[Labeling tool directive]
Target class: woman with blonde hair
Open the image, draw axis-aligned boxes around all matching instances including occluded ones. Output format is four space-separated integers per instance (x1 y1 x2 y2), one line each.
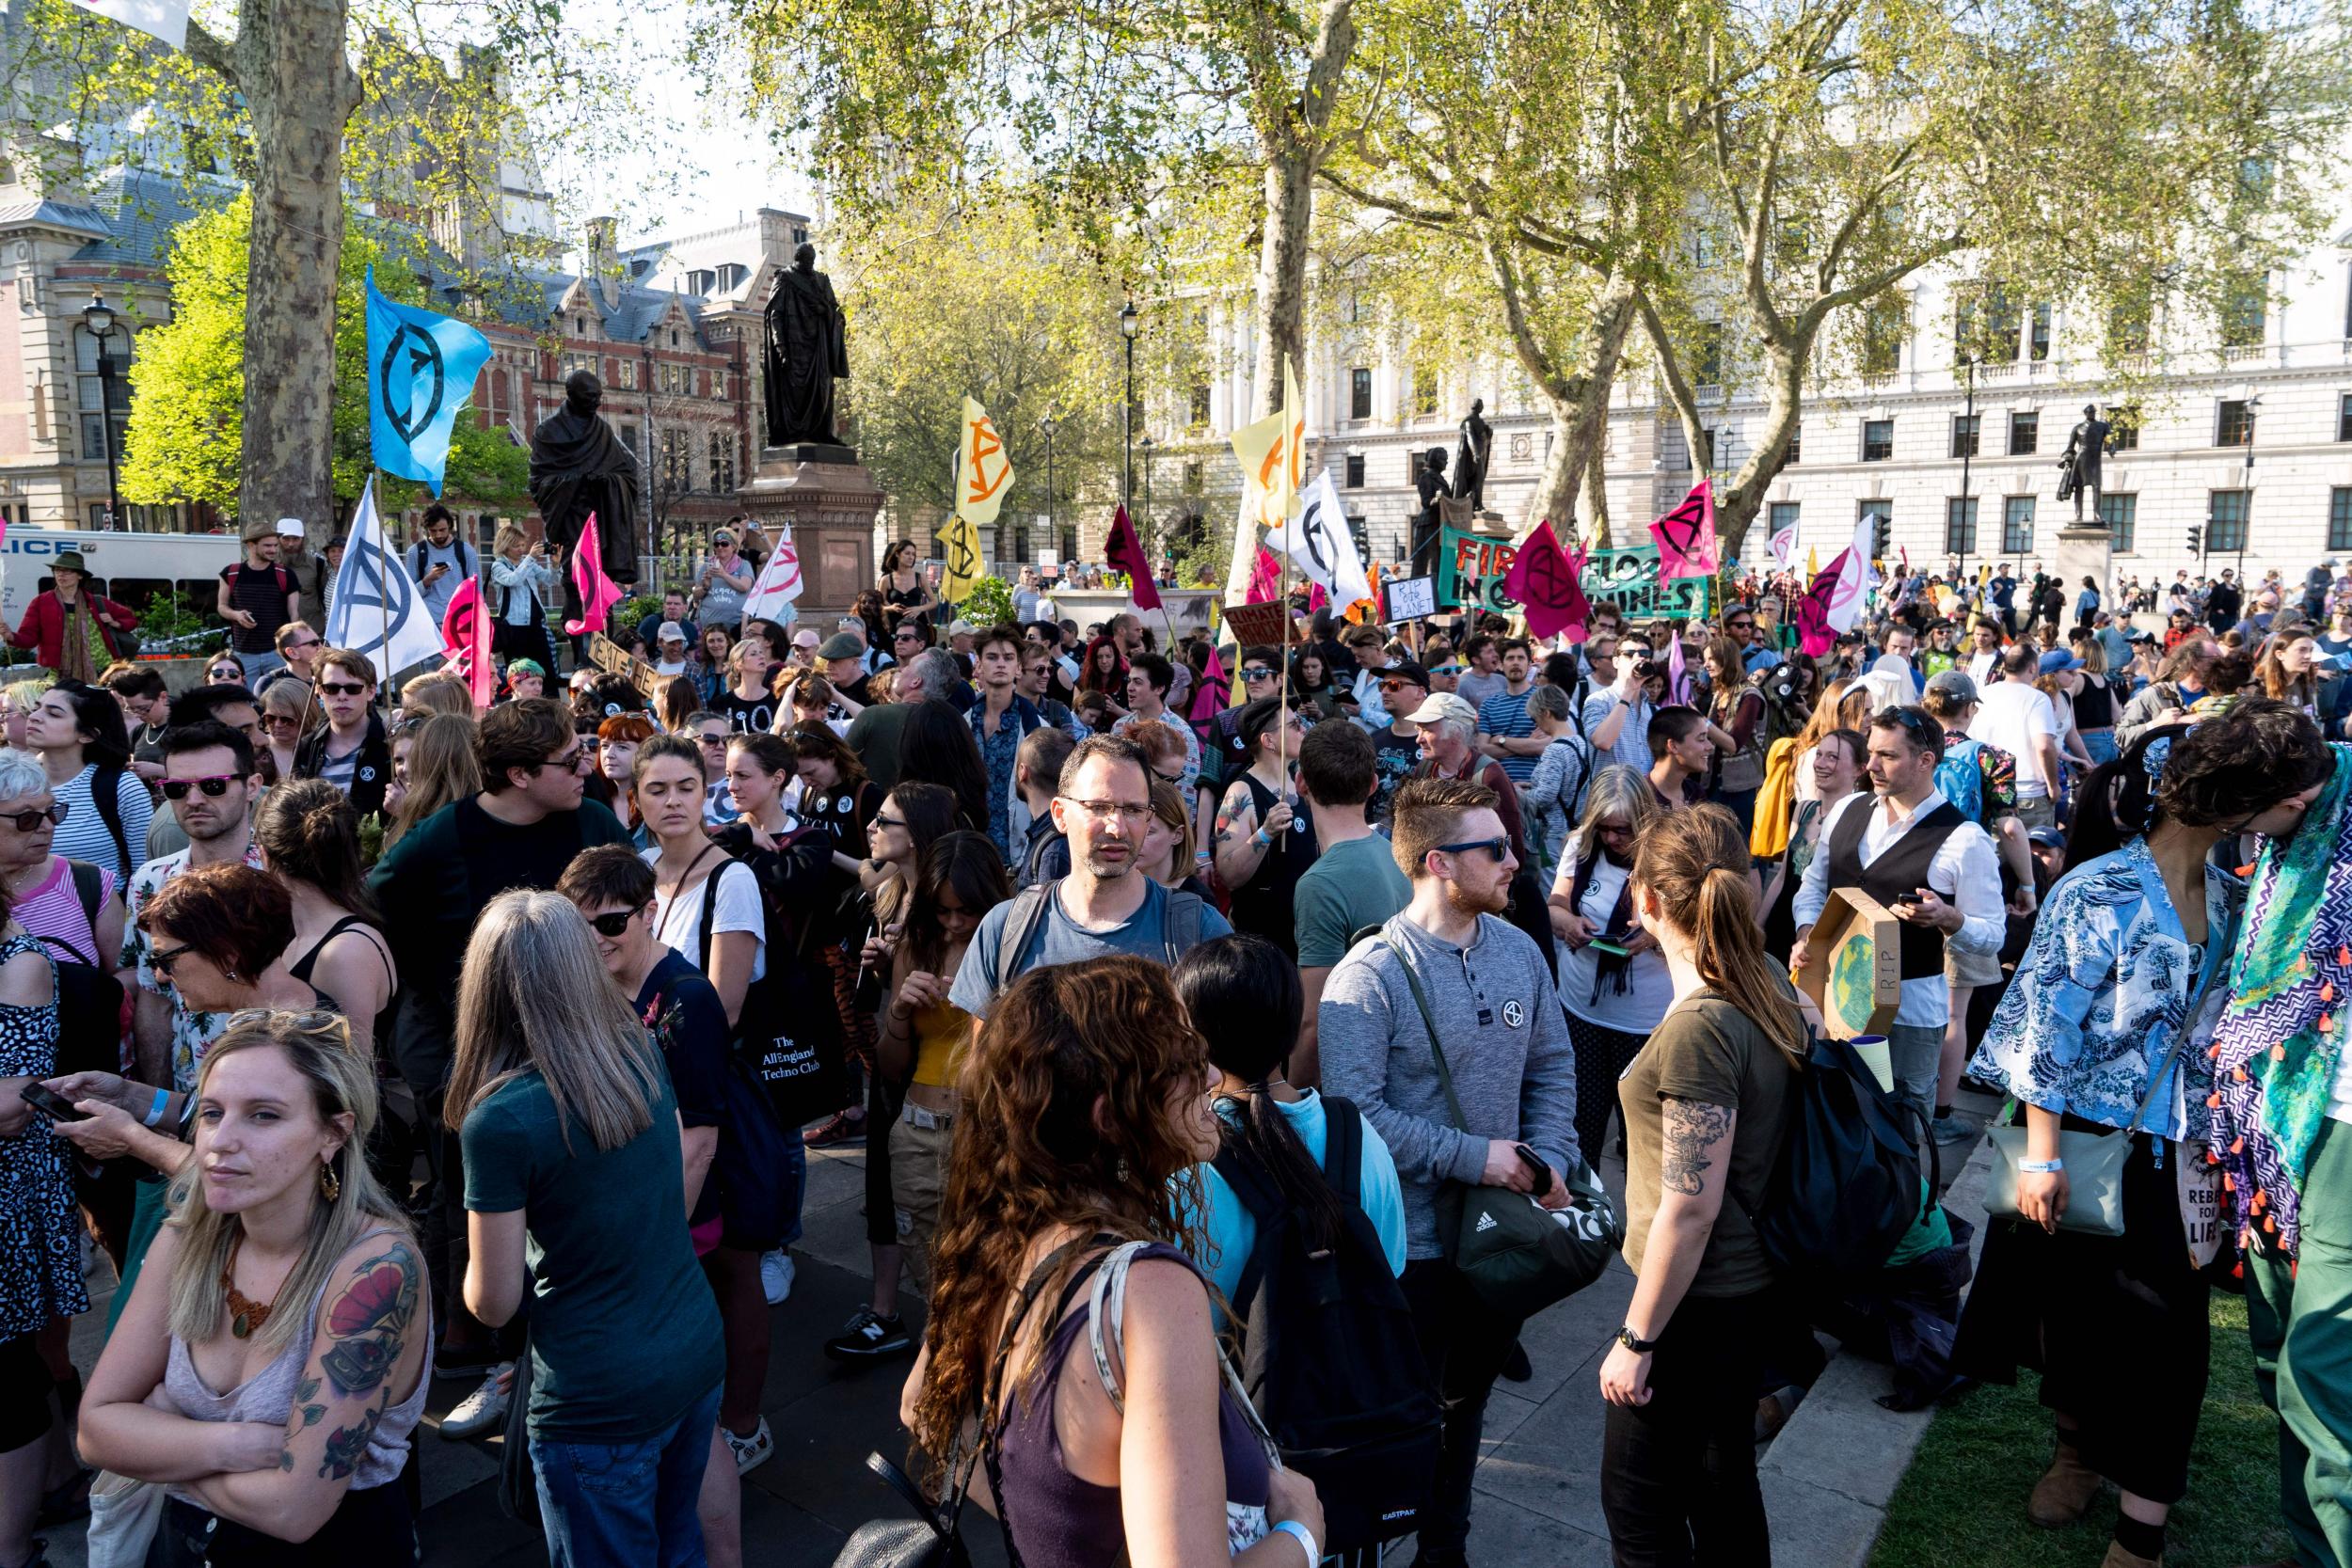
397 673 471 723
1142 775 1212 898
448 890 724 1559
383 713 481 851
260 678 315 785
1548 765 1668 1161
488 522 558 671
1788 676 1853 807
2069 629 2121 765
2258 626 2324 720
899 957 1320 1566
1600 804 1813 1560
77 1010 429 1562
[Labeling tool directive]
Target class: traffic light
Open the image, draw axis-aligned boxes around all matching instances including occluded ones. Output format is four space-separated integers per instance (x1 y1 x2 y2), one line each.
1873 515 1893 560
2186 524 2202 558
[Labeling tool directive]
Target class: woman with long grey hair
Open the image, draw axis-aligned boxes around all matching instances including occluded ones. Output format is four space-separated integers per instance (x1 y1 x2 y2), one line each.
1547 765 1669 1162
448 890 723 1564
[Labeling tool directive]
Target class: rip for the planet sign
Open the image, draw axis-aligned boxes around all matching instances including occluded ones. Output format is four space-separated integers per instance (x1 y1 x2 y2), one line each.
1437 528 1711 620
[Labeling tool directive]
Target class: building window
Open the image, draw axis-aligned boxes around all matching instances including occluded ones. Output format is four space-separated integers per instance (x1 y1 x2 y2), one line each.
619 422 639 454
2110 404 2141 451
1411 371 1438 418
1344 453 1365 489
1188 384 1211 429
1956 282 2021 365
2107 299 2152 357
1769 500 1800 535
615 357 637 389
1950 414 1979 459
1862 419 1894 462
708 430 736 493
1859 498 1893 546
1695 324 1724 388
1944 497 1979 555
2010 412 2039 455
1182 462 1203 495
2217 399 2255 447
2101 492 2137 554
2221 272 2267 348
2002 496 2035 555
2210 488 2250 551
2338 393 2352 442
2331 489 2352 552
1861 300 1902 375
1349 368 1373 420
1786 426 1800 465
2029 303 2052 362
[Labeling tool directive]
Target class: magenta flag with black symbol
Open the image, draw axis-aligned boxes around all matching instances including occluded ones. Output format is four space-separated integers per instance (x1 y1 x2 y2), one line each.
565 513 625 636
1500 519 1589 641
1646 482 1719 579
1104 505 1162 612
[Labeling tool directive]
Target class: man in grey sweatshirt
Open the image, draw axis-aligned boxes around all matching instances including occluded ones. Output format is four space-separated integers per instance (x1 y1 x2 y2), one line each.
1318 774 1579 1568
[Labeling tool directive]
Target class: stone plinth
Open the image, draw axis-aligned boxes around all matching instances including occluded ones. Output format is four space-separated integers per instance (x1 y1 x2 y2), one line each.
739 446 882 617
2053 519 2114 616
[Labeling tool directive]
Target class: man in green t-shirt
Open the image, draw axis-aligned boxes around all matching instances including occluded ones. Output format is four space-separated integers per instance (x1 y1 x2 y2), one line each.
1290 720 1410 1088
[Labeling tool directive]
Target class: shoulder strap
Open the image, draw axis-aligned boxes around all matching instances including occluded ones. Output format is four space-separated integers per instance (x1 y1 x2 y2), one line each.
1321 1095 1364 1206
693 855 741 973
993 881 1056 999
90 767 130 882
68 859 103 934
1377 933 1470 1133
1161 888 1203 965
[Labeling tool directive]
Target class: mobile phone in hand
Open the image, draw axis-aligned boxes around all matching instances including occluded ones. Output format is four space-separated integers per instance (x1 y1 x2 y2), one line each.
18 1082 88 1121
1513 1143 1556 1197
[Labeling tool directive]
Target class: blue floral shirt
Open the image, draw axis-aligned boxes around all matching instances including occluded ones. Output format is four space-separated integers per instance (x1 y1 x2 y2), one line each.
1969 836 2242 1141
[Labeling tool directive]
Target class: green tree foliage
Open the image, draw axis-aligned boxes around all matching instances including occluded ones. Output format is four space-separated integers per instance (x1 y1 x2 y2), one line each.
121 193 527 523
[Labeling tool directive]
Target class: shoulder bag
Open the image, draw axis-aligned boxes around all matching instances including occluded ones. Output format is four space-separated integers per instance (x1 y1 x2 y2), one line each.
1985 1020 2195 1239
1380 935 1623 1319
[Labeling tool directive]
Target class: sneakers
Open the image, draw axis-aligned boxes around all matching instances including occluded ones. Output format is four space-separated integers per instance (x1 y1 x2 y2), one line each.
761 1249 796 1307
439 1363 514 1441
1930 1113 1977 1145
803 1109 867 1148
723 1417 773 1476
824 1308 914 1361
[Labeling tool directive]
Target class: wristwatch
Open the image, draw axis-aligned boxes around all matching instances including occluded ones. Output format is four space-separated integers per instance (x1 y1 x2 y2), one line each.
1616 1325 1659 1354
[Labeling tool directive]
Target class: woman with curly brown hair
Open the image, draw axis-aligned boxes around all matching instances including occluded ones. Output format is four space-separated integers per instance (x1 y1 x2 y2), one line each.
898 956 1323 1568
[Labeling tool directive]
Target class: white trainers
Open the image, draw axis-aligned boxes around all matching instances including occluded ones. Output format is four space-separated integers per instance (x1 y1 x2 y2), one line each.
723 1416 773 1476
760 1249 795 1306
439 1363 514 1441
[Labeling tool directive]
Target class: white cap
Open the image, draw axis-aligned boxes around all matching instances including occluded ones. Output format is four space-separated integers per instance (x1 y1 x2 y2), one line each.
275 517 306 539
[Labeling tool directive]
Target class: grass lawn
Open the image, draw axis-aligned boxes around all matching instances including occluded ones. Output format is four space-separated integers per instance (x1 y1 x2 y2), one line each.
1870 1292 2295 1568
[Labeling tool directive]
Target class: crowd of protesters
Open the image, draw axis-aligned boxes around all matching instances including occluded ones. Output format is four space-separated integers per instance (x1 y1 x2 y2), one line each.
3 531 2352 1568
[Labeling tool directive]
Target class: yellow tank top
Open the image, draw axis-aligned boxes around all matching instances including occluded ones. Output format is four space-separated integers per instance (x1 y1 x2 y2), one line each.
911 998 973 1088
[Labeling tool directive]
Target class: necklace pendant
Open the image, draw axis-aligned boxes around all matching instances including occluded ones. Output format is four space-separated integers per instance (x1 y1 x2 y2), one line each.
230 1311 251 1339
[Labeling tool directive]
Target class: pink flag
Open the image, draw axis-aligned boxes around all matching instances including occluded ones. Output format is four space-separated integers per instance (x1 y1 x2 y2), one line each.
1104 505 1162 612
1246 546 1283 605
1795 550 1850 657
1666 636 1692 705
438 576 496 707
1499 519 1589 641
1646 482 1719 579
565 512 624 637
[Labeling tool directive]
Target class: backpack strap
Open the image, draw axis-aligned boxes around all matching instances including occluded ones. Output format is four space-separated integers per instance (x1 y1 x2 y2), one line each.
992 880 1056 1002
1085 1242 1279 1462
1161 888 1203 965
1378 933 1471 1135
67 859 103 935
1321 1095 1364 1207
89 767 131 884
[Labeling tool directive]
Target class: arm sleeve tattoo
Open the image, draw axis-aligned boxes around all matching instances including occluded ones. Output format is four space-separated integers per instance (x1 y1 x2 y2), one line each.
1660 1098 1733 1196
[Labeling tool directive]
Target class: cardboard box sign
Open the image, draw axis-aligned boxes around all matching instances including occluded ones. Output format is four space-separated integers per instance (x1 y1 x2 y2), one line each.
1797 887 1902 1039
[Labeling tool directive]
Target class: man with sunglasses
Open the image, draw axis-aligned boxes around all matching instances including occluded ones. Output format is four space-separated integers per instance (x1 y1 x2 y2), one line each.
294 648 390 817
1365 658 1432 825
255 619 325 698
1320 774 1577 1568
1792 704 2004 1132
1206 644 1284 783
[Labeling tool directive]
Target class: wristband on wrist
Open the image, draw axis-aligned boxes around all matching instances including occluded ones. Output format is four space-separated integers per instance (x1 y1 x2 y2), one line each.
1253 828 1272 848
2017 1157 2064 1173
1270 1518 1318 1566
143 1087 169 1128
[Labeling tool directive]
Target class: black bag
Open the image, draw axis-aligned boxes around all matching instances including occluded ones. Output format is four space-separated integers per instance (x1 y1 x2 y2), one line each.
1745 1026 1931 1277
499 1328 538 1530
647 962 801 1248
700 862 846 1132
1381 936 1622 1320
45 860 126 1079
1211 1098 1441 1553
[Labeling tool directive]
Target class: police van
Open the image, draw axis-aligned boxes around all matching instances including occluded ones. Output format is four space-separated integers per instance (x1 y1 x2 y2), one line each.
1 529 245 636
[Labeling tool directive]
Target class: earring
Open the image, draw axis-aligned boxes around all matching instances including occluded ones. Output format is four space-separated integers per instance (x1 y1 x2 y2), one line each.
222 968 240 982
319 1158 341 1203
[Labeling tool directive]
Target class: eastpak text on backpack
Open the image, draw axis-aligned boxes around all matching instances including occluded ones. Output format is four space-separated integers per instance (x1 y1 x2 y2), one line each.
1210 1099 1440 1555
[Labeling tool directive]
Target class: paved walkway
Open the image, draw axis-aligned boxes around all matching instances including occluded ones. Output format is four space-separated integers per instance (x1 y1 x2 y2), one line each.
38 1112 2000 1567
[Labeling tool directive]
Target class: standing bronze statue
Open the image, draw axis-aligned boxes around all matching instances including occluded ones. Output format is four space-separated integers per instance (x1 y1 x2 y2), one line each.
2056 404 2112 522
1452 398 1493 512
762 242 850 448
529 370 642 612
1411 446 1451 578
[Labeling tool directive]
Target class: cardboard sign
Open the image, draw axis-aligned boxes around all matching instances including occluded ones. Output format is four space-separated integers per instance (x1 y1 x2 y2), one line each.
1219 601 1293 648
1796 887 1901 1039
589 632 660 699
1384 574 1437 622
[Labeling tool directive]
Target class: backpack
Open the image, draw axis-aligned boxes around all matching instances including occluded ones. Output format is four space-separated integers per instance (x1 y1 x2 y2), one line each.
989 878 1207 1002
1741 1024 1931 1277
1210 1099 1440 1554
46 860 127 1079
410 539 473 585
698 857 847 1132
1933 736 1986 823
1536 735 1592 831
647 967 801 1248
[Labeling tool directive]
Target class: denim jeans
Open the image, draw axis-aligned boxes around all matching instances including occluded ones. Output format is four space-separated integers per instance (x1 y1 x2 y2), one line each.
238 647 287 684
530 1382 723 1568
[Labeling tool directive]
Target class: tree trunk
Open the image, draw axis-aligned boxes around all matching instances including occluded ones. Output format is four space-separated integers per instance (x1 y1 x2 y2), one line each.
1584 445 1612 548
1506 274 1635 543
221 0 361 534
1714 335 1810 560
1250 147 1315 420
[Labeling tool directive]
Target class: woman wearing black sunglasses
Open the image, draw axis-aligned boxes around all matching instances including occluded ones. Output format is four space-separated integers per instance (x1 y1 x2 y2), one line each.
26 678 151 884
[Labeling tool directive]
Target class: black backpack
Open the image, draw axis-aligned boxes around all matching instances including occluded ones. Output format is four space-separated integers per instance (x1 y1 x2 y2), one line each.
1210 1098 1441 1554
1744 1027 1931 1278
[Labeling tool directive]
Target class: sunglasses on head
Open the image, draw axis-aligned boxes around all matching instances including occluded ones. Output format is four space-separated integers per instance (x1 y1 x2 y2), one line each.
162 775 241 800
0 802 66 832
585 902 650 938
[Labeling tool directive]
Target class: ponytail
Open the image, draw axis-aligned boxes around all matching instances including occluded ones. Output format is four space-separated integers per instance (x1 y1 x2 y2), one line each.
1634 805 1806 1068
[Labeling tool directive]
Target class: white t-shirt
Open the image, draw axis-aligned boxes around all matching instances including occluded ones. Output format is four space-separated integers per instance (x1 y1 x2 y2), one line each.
643 852 767 984
1549 832 1674 1034
1968 681 2059 798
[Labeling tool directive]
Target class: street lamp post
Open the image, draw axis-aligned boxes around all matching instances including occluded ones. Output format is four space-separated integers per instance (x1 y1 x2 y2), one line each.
82 291 123 531
1957 356 1976 590
1040 415 1058 559
1120 301 1139 514
1139 434 1154 553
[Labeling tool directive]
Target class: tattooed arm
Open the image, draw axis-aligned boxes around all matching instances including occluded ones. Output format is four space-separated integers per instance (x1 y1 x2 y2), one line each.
1209 779 1266 891
182 1235 431 1542
1600 1097 1737 1407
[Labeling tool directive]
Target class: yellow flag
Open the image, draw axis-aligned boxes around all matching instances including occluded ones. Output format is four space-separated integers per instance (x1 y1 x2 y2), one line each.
1223 357 1306 606
940 513 984 606
1977 562 1991 587
956 397 1015 529
1805 545 1820 578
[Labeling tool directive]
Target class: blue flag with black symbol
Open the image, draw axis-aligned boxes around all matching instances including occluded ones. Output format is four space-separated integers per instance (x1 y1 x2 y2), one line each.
364 264 491 495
